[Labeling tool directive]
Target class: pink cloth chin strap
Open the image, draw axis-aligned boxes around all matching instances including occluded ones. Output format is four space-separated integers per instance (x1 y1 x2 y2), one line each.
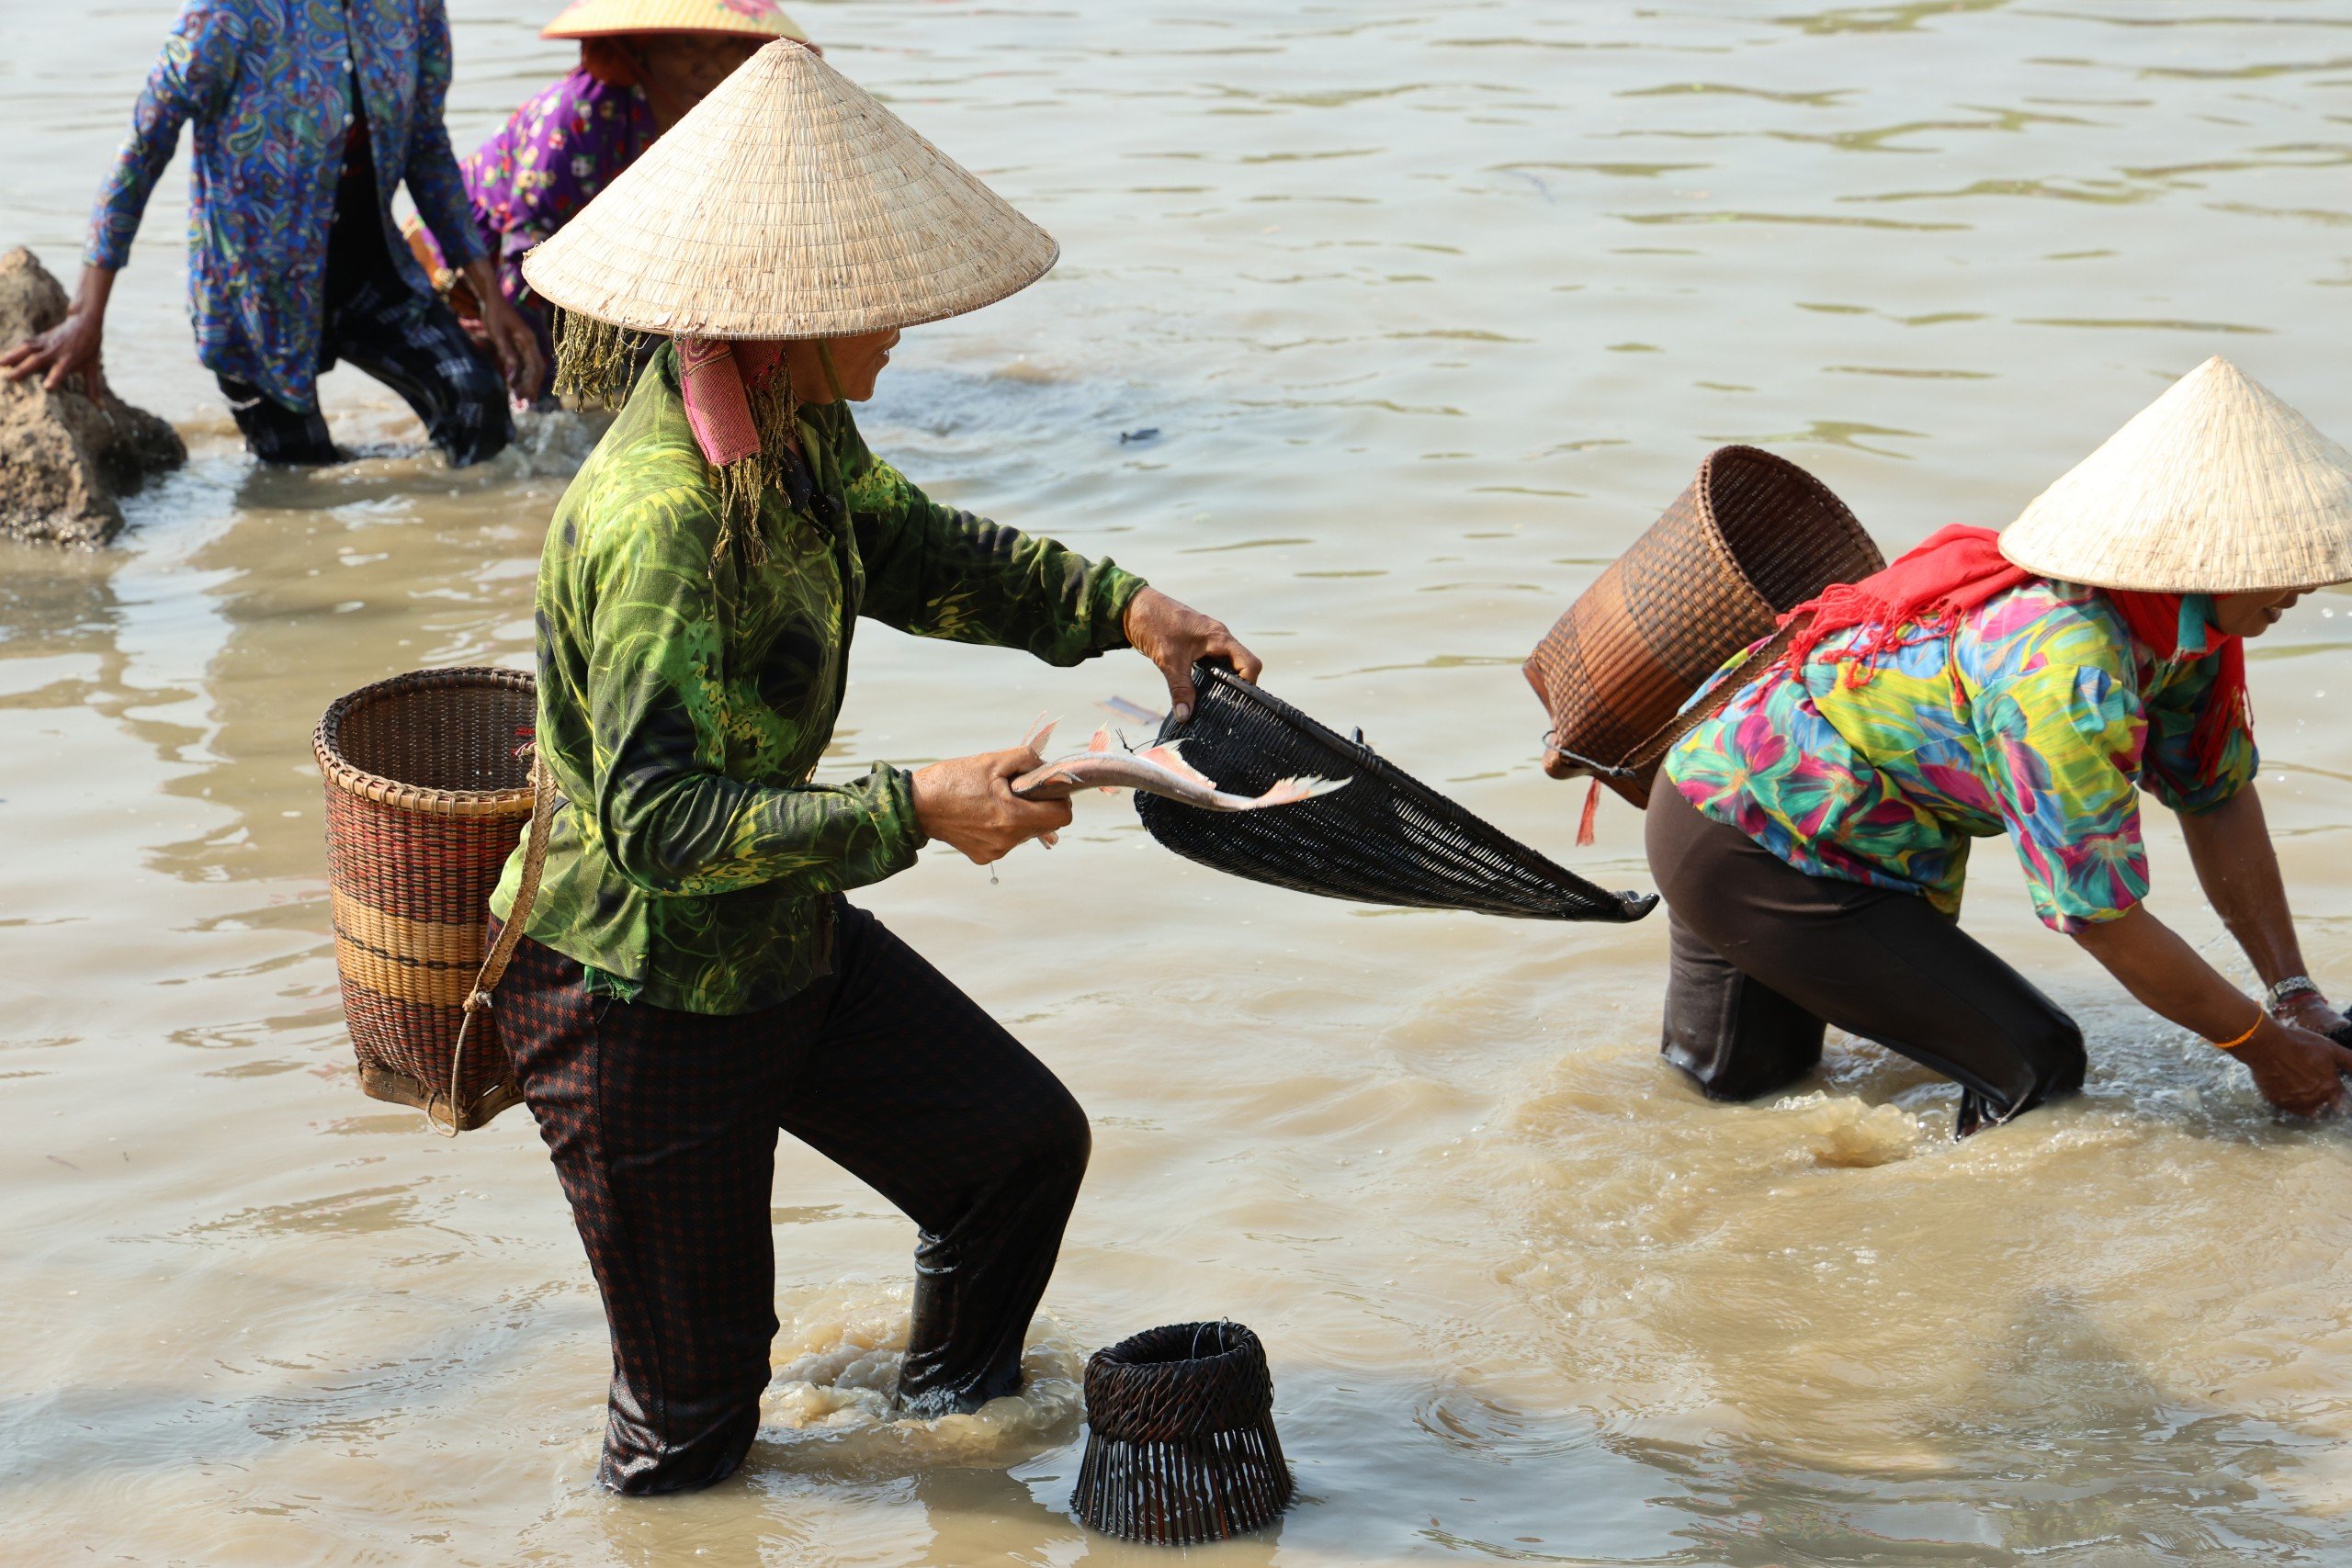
675 338 788 468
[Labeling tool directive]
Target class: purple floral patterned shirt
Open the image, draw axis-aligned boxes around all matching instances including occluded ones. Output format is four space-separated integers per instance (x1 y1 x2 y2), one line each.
456 67 659 338
86 0 484 412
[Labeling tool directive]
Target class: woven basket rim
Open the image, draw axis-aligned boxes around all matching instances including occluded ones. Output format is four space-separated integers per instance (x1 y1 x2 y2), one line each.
1691 443 1877 615
1091 1320 1260 1375
1084 1321 1276 1440
314 665 538 820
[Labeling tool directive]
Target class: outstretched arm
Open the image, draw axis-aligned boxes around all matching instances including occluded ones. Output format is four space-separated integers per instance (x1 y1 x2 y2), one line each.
1973 636 2347 1115
9 2 235 389
85 1 240 276
2178 784 2348 1033
2073 903 2352 1117
838 421 1261 703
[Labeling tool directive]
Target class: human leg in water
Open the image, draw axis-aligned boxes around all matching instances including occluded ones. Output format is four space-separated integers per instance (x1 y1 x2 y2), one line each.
1646 783 2086 1134
778 901 1091 1416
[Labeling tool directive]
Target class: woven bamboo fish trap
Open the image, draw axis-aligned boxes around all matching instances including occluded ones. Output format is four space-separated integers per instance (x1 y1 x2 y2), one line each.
1524 446 1882 807
1071 1322 1294 1545
314 668 537 1133
1136 665 1656 923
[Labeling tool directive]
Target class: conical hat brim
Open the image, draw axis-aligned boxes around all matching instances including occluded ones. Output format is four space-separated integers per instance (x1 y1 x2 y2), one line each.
520 40 1057 339
543 0 808 40
2000 356 2352 592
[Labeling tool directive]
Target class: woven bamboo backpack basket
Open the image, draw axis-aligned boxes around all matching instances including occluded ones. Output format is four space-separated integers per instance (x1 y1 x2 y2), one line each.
314 667 548 1134
1524 445 1883 808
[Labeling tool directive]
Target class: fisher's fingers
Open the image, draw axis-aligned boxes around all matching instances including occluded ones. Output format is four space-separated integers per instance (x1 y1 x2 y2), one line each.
1159 660 1198 726
989 758 1071 826
1210 628 1264 686
993 743 1048 778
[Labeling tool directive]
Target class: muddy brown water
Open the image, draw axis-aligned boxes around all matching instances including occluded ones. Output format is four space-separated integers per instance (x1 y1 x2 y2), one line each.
6 2 2352 1562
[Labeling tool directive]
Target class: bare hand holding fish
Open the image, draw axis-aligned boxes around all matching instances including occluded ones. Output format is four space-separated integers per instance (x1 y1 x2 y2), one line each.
910 734 1072 865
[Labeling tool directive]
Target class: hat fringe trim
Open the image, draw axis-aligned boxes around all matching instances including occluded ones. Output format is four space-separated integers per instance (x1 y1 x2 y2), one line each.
551 307 654 407
706 361 806 568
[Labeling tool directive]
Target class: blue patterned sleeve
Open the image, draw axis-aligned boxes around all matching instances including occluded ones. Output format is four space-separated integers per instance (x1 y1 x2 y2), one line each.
85 1 244 271
400 0 485 269
2140 657 2257 815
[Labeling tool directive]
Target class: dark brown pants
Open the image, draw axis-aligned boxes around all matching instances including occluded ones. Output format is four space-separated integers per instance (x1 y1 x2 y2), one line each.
496 899 1091 1494
1645 784 2085 1134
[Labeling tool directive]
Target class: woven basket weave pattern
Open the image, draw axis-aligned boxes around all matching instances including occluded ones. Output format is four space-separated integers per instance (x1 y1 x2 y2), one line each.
315 669 537 1131
1526 446 1882 807
1071 1322 1293 1545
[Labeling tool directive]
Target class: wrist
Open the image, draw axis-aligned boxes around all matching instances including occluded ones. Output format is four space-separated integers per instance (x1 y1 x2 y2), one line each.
2210 1001 2267 1051
1120 582 1159 641
76 265 117 315
897 764 937 851
2265 974 2323 1011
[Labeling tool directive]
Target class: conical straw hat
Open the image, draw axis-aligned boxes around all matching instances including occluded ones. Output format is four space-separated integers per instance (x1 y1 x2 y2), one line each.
2000 356 2352 593
543 0 808 41
520 40 1057 340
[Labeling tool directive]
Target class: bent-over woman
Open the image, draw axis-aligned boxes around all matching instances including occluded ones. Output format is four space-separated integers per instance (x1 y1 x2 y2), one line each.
1648 357 2352 1134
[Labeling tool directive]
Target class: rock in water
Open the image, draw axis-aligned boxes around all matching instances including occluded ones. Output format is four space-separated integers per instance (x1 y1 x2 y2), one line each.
0 247 187 547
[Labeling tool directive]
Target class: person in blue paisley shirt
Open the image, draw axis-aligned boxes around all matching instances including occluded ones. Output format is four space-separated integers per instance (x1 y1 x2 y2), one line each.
2 0 543 468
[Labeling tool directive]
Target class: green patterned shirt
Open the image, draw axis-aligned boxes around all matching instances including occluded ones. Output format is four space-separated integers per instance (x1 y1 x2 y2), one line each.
490 345 1146 1014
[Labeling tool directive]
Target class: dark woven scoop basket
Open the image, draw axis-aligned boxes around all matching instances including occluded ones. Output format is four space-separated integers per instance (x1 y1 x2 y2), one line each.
314 667 537 1132
1135 664 1655 923
1072 1322 1294 1545
1524 445 1883 807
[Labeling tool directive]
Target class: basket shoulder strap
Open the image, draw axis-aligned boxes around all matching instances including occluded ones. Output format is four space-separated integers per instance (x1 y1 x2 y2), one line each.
476 755 558 999
432 757 556 1136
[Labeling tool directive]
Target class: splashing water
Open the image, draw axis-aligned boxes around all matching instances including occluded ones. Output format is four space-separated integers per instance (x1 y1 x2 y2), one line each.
756 1293 1085 1472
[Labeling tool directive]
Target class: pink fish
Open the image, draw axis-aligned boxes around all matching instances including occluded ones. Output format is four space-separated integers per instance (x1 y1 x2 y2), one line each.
1012 725 1347 812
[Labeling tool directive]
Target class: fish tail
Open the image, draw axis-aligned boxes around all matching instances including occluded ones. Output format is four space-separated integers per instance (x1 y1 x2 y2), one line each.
1021 713 1057 754
1244 774 1351 809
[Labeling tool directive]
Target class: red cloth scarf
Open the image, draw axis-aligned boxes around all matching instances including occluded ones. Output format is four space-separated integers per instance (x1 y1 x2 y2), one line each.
1778 523 2249 777
676 338 788 468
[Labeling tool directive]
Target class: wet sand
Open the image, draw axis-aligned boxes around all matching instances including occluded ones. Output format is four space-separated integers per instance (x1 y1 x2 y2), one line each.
6 1 2352 1562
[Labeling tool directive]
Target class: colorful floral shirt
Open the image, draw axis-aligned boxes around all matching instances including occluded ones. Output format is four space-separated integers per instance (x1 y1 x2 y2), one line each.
409 67 657 348
1663 581 2256 932
490 344 1148 1015
86 0 484 413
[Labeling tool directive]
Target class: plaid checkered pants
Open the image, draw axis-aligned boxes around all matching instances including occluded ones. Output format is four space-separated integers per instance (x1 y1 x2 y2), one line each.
218 275 511 468
495 898 1091 1495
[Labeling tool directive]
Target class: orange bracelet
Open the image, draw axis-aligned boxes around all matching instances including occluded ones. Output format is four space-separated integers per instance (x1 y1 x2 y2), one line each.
2211 1009 2265 1052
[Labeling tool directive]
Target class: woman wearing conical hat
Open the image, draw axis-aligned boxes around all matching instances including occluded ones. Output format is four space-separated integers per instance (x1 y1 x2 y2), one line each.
482 40 1260 1494
1646 357 2352 1134
408 1 815 397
